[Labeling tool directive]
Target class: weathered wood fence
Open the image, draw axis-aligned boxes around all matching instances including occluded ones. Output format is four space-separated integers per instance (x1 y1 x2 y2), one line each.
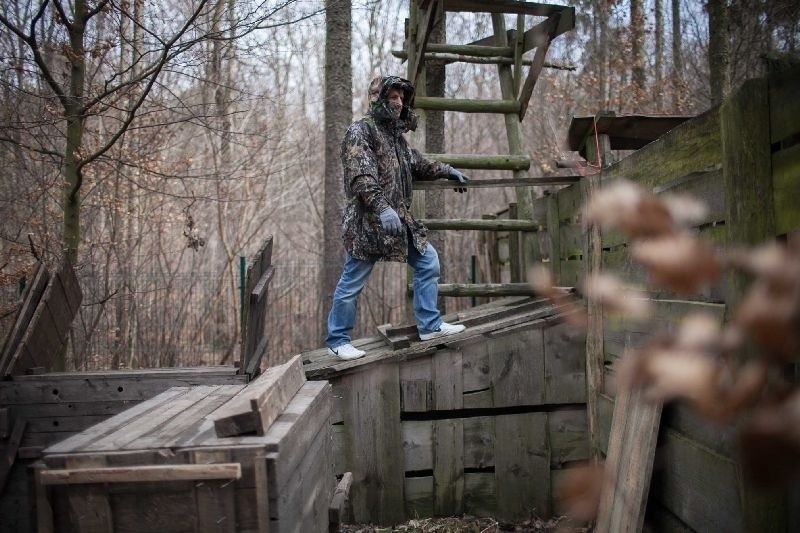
533 66 800 531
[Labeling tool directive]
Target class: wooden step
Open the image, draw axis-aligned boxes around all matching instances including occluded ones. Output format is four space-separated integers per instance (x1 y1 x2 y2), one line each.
393 50 573 70
413 175 581 189
423 43 513 57
443 0 568 18
414 97 520 113
419 218 538 231
438 283 537 297
423 153 530 170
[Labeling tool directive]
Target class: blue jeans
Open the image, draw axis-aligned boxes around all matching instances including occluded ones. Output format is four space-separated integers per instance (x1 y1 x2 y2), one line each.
326 236 443 349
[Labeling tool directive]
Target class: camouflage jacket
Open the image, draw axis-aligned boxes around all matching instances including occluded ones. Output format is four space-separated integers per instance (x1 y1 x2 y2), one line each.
341 114 447 262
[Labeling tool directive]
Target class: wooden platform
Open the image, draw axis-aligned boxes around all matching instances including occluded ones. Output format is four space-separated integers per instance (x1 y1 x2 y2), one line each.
301 297 589 524
38 380 335 533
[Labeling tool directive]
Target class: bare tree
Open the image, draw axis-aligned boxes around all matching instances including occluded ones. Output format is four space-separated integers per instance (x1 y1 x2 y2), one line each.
321 0 352 338
708 0 730 105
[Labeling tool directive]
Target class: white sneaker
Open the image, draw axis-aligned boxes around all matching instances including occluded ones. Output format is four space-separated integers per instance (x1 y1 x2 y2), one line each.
418 322 466 341
327 344 366 360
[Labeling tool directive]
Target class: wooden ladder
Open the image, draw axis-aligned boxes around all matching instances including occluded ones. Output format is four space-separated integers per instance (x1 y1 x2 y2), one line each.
401 0 577 298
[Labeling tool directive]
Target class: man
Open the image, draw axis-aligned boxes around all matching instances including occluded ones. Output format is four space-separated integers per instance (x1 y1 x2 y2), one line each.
326 75 470 360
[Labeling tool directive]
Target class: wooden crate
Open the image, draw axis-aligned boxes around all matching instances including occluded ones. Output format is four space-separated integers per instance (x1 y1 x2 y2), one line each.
37 380 335 533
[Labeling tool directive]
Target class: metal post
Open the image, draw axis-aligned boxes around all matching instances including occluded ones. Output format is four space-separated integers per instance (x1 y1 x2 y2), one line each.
239 256 246 324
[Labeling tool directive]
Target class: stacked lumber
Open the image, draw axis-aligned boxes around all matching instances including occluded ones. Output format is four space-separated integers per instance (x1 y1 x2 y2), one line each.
37 355 341 533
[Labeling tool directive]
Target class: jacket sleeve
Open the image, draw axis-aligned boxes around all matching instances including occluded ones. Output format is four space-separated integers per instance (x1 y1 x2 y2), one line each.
341 122 390 213
409 147 448 181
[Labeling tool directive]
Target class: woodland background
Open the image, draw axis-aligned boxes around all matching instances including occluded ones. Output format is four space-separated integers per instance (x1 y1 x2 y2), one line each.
0 0 798 370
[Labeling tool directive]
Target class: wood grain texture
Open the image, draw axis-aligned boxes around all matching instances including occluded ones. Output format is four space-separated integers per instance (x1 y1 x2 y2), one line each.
595 386 662 533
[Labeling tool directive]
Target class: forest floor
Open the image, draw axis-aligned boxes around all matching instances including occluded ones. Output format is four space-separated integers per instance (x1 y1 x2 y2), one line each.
340 515 588 532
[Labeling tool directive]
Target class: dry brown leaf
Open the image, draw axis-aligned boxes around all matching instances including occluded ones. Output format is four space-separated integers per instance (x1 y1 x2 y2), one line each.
734 280 800 361
555 462 604 523
674 312 722 352
630 234 722 294
583 273 651 320
661 194 709 228
739 391 800 487
583 180 674 239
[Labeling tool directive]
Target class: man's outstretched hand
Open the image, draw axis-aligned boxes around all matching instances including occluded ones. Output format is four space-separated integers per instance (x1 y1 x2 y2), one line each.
443 164 469 193
379 207 403 236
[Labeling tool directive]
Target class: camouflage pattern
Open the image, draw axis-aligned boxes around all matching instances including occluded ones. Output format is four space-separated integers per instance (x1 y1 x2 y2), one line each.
341 76 447 262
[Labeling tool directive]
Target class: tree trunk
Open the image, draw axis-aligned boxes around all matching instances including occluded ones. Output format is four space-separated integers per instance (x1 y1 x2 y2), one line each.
655 0 664 111
630 0 646 103
597 0 609 108
671 0 685 110
425 7 446 312
63 0 87 265
708 0 730 105
320 0 352 336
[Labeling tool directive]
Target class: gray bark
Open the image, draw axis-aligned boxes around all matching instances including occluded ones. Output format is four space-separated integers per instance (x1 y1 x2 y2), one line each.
320 0 352 333
630 0 646 100
708 0 730 105
655 0 664 110
672 0 685 110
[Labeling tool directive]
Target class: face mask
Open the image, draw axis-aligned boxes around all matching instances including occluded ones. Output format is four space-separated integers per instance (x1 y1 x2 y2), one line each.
388 101 402 117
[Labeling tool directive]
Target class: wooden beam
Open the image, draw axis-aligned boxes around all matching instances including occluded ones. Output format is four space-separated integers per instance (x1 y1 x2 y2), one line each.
518 13 559 121
38 463 242 485
423 153 530 170
392 50 575 70
409 0 440 87
213 354 306 437
414 175 580 189
250 266 274 304
0 265 49 376
595 386 663 533
329 471 354 529
424 42 513 56
443 0 569 18
418 218 538 231
438 283 536 297
0 418 26 493
414 96 520 113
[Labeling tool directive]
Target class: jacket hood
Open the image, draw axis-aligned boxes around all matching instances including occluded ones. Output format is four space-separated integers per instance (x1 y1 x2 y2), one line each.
367 75 418 132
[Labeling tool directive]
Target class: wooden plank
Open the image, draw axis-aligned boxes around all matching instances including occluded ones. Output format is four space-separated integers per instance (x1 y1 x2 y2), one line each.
0 408 7 439
437 283 536 297
518 13 558 120
654 428 743 532
464 472 496 517
250 266 275 305
43 387 188 454
443 0 570 18
402 420 433 472
602 108 721 190
39 463 242 485
253 455 270 533
772 142 800 236
461 337 490 394
544 322 586 404
192 450 237 533
377 323 413 349
463 416 494 469
419 218 538 231
595 385 663 533
63 456 113 533
548 409 589 468
213 354 306 437
433 419 464 516
495 412 550 520
413 97 520 113
546 193 561 280
424 153 530 171
329 471 353 528
597 393 614 454
490 327 545 407
404 476 434 519
0 418 26 493
508 203 522 282
432 348 463 410
87 386 221 451
1 265 49 376
341 363 404 524
413 175 581 189
399 356 432 412
34 465 54 533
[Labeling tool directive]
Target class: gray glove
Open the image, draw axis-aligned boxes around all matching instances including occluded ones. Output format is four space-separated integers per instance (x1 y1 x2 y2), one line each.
379 207 403 236
442 164 469 193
